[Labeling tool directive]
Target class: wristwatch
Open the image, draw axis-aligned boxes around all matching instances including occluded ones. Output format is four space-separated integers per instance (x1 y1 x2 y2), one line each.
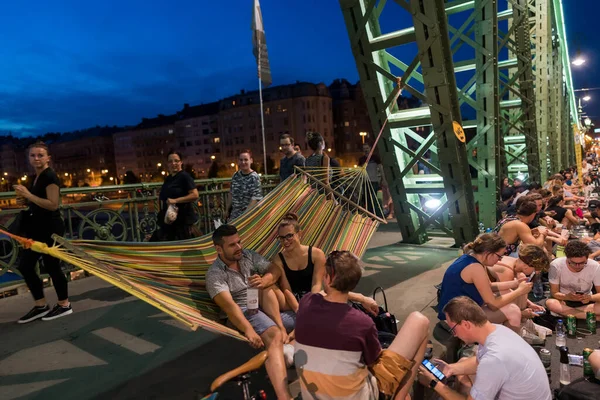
429 379 438 390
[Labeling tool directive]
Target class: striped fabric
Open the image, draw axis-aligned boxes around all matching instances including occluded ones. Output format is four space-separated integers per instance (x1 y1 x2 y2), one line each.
2 168 381 341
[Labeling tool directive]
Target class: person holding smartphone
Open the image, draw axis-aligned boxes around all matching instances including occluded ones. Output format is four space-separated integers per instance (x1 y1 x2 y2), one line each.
546 240 600 320
417 296 551 400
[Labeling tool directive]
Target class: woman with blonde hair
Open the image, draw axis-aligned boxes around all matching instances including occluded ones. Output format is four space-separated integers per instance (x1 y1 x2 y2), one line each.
487 244 549 316
437 233 532 330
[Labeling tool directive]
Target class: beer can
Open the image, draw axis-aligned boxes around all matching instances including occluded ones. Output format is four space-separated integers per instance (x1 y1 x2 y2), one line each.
583 348 594 377
540 348 552 377
586 311 596 334
567 315 577 337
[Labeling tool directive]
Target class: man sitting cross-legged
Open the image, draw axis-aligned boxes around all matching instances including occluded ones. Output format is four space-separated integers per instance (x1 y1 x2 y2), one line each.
206 224 295 400
546 240 600 321
294 250 429 400
417 296 551 400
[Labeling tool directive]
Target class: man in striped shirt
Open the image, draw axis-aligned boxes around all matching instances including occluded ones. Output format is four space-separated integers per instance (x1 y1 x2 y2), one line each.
294 251 430 399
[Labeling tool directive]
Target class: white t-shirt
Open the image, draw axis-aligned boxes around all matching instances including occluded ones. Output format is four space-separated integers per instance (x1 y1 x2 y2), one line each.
549 257 600 294
582 164 591 175
471 325 551 400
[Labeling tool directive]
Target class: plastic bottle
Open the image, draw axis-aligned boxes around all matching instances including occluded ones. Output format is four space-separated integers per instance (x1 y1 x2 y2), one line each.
533 274 544 299
478 222 485 234
559 346 571 387
555 319 566 348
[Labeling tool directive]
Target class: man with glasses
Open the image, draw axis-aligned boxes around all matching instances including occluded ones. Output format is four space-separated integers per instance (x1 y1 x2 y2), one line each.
279 134 305 181
418 296 551 400
546 240 600 320
206 224 296 400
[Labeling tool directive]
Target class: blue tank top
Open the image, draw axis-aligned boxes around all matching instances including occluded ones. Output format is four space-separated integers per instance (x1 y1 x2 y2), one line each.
437 254 485 320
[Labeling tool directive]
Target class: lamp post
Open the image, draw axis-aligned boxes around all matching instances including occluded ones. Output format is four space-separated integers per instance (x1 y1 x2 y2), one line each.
359 131 367 144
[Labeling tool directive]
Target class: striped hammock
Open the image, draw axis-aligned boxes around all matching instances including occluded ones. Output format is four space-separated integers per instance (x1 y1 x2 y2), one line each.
2 167 383 341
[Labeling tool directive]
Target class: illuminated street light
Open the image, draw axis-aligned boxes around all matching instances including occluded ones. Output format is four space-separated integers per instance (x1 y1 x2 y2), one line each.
359 131 367 144
161 171 166 176
585 117 592 127
230 163 235 168
327 148 332 152
211 155 216 160
21 176 27 181
64 172 69 177
110 177 114 181
157 163 162 167
572 56 586 66
3 172 7 176
583 95 591 102
86 168 91 173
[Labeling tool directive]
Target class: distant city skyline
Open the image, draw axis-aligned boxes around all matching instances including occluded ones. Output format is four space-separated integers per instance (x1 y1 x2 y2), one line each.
0 0 597 137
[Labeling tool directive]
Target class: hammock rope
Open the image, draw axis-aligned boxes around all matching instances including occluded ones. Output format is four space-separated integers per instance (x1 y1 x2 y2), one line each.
1 167 382 342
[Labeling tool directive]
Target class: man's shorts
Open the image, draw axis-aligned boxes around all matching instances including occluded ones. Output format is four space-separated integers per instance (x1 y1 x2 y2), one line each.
564 300 587 308
369 350 415 397
235 308 296 335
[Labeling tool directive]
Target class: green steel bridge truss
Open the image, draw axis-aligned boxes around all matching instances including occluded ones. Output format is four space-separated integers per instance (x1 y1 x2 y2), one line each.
339 0 579 245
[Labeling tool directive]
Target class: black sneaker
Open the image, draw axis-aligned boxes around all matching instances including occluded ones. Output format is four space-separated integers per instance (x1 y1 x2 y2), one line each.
41 304 73 321
18 305 51 324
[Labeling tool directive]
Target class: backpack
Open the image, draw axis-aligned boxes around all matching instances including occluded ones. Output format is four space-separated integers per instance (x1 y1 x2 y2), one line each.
556 377 600 400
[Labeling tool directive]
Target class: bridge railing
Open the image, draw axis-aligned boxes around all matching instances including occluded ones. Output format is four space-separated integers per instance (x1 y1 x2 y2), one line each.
0 175 280 284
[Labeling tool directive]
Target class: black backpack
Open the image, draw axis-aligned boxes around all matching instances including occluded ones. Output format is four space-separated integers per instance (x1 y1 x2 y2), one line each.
351 287 398 348
557 377 600 400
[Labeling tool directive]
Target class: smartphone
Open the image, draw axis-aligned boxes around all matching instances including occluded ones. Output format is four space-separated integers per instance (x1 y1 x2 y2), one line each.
527 271 536 282
422 359 446 381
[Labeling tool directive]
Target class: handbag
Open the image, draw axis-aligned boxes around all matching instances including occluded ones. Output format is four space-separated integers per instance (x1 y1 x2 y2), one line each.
351 286 398 345
372 286 398 335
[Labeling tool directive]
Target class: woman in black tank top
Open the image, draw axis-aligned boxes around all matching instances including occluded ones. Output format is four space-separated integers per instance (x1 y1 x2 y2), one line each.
249 213 380 319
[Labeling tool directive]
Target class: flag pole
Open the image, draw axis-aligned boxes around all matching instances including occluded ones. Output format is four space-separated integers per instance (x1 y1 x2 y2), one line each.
258 36 268 175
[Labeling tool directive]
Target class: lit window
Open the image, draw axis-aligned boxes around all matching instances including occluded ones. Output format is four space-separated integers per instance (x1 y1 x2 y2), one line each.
232 100 236 106
213 137 220 143
344 121 350 127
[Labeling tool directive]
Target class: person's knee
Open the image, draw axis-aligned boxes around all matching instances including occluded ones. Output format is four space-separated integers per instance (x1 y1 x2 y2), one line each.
546 299 560 312
405 311 429 336
505 303 521 323
262 326 283 348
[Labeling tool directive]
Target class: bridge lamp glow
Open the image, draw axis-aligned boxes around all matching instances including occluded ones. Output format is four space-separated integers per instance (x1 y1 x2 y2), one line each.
86 168 91 173
424 199 442 209
585 117 592 127
161 171 166 176
64 172 69 176
110 177 114 181
583 95 591 102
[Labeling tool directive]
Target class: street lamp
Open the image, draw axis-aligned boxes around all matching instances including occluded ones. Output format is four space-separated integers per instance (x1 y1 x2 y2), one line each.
572 50 586 66
583 95 591 102
359 131 367 144
157 163 162 167
211 155 216 160
585 117 592 127
86 168 91 173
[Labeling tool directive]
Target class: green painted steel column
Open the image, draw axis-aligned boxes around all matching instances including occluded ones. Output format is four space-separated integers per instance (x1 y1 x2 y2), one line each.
534 0 552 182
410 0 479 243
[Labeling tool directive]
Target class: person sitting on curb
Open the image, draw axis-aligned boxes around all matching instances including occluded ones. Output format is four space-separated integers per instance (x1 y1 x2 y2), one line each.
487 244 549 318
437 234 532 332
494 201 549 257
294 250 429 400
417 296 552 400
206 224 295 400
546 240 600 321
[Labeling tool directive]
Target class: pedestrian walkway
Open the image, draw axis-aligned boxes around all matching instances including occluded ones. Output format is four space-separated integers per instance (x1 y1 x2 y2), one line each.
0 222 458 399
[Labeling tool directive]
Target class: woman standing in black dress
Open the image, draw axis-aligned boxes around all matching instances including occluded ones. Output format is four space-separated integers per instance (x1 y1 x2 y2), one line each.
152 150 199 241
14 142 71 323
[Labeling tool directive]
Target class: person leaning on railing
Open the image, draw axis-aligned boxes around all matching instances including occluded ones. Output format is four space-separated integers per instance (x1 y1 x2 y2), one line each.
150 150 199 241
13 141 72 323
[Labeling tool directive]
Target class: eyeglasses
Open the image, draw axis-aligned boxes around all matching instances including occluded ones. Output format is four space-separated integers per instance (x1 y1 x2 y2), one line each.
448 322 460 336
277 233 295 242
567 259 587 267
491 252 504 261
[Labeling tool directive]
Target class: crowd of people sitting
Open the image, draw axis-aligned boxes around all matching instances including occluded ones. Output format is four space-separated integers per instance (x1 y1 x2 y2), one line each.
204 157 600 399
